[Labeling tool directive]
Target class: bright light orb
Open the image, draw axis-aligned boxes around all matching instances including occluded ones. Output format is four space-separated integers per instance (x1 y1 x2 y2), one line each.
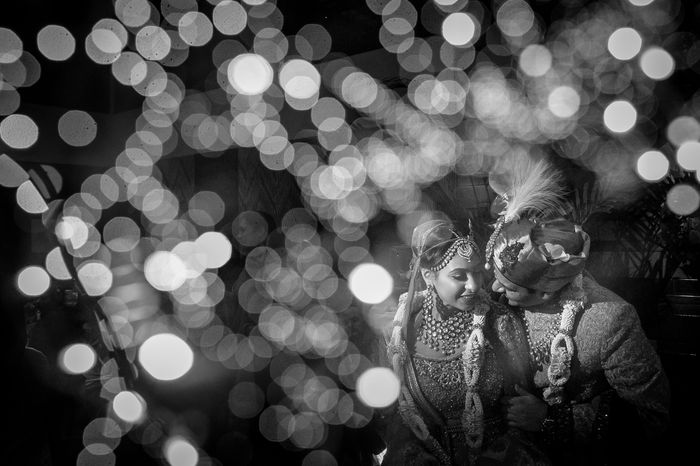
164 436 199 466
441 13 476 47
0 153 29 188
603 100 637 133
677 141 700 172
46 247 72 280
0 27 23 64
666 184 700 216
227 53 273 96
17 265 51 296
16 180 49 214
636 150 669 182
548 86 580 118
138 333 193 381
666 116 700 147
348 263 393 304
607 28 642 61
356 367 400 408
37 25 76 61
629 0 654 6
279 59 320 99
60 343 97 375
639 47 675 80
77 261 113 296
112 391 146 423
519 44 552 77
0 114 39 149
194 231 232 269
144 251 188 291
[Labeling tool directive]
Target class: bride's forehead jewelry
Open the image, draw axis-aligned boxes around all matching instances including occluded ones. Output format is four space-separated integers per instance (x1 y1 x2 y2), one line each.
428 233 480 272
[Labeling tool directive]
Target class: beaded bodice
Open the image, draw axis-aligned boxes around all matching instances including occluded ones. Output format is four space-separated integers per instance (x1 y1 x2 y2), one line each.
412 345 504 422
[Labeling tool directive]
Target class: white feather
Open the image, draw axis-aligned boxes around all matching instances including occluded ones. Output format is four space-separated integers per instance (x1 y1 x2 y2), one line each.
502 158 566 221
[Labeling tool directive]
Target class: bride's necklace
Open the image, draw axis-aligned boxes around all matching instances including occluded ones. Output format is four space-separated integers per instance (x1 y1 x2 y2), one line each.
418 291 473 356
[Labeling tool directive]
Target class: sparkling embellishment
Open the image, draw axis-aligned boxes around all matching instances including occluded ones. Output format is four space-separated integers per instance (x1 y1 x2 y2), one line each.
428 236 480 271
418 291 474 356
498 241 525 274
520 309 562 370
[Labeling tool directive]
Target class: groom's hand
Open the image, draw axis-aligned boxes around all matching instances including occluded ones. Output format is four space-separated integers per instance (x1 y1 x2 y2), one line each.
501 385 548 431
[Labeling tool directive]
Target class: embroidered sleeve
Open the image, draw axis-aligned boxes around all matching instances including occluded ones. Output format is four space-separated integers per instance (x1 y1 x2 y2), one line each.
599 303 670 438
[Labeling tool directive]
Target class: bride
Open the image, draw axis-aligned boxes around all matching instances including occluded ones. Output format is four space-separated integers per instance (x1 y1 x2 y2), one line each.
377 219 547 465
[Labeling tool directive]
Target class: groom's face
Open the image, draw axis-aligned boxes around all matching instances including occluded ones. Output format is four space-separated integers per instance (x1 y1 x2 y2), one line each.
491 273 547 308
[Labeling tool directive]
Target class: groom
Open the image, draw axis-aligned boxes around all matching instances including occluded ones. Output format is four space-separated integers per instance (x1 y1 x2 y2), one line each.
488 216 669 465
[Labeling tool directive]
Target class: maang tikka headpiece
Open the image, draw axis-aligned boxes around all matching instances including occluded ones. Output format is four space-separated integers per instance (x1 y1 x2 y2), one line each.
421 219 480 272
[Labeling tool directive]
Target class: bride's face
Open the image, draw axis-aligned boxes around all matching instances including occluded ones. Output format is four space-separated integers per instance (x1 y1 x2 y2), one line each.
425 254 484 312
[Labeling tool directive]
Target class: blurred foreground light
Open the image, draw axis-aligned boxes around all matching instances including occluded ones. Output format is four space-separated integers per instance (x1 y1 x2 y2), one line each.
213 1 248 35
17 265 51 296
0 153 29 187
139 333 193 381
58 110 97 147
0 114 39 149
348 263 393 304
0 27 23 64
194 231 232 269
46 247 72 280
77 261 113 296
548 86 580 118
279 59 320 99
441 12 477 47
628 0 654 6
666 184 700 216
666 116 700 147
227 53 273 95
636 150 669 182
639 47 674 80
60 343 97 375
496 0 534 38
519 44 552 77
356 367 400 408
164 436 199 466
37 25 76 61
16 180 48 214
341 72 378 109
677 141 700 171
144 251 188 291
603 100 637 133
112 391 146 423
607 28 642 61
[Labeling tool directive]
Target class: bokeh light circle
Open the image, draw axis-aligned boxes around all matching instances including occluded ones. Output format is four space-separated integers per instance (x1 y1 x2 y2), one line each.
0 114 39 149
138 333 194 381
677 141 700 172
666 184 700 216
17 265 51 296
164 436 199 466
639 47 675 80
636 150 669 182
58 110 97 147
441 12 476 47
347 263 393 304
227 53 273 95
356 367 400 408
112 391 146 423
60 343 97 375
607 28 642 61
37 25 76 61
603 100 637 133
